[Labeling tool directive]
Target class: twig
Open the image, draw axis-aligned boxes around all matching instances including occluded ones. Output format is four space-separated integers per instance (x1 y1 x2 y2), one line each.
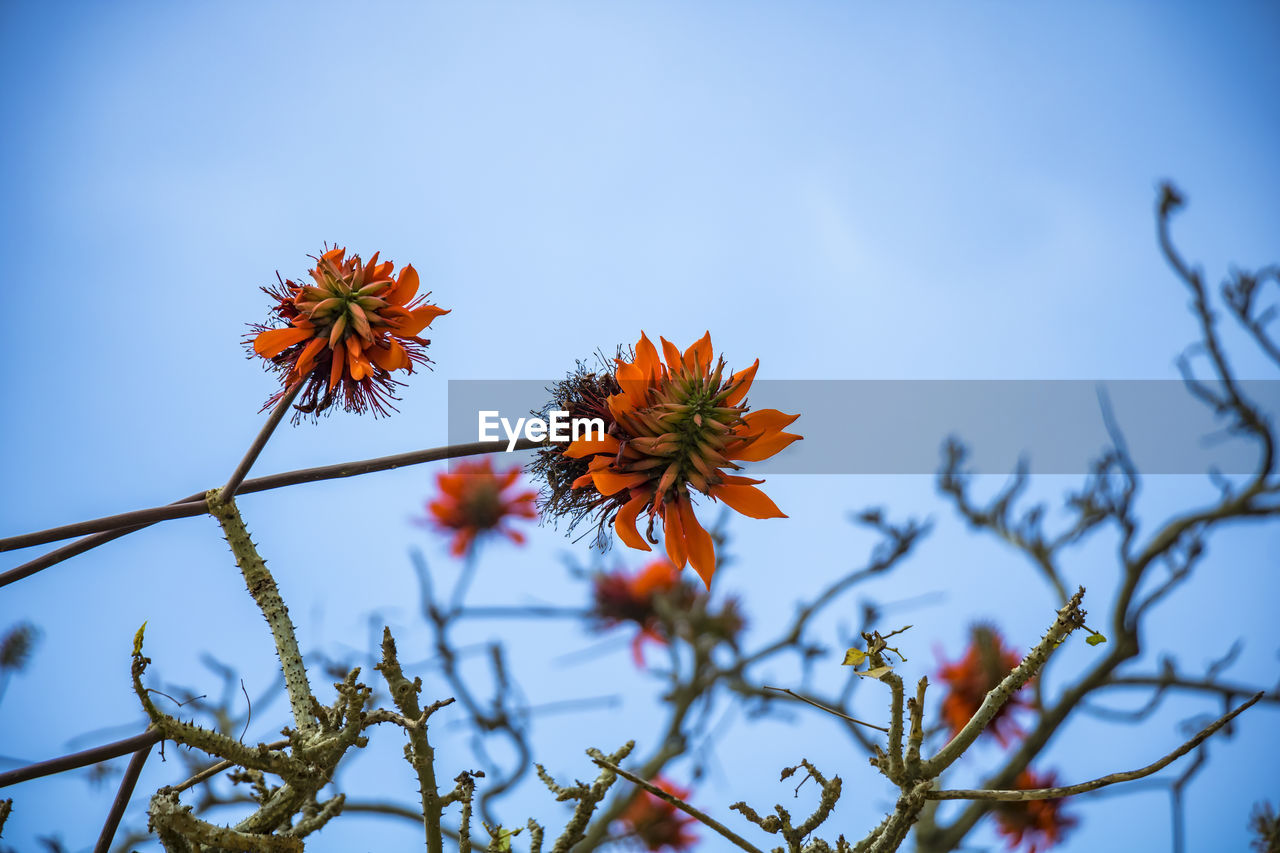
376 627 447 853
239 679 252 743
763 686 889 733
593 755 763 853
928 691 1261 802
456 606 590 619
169 739 290 794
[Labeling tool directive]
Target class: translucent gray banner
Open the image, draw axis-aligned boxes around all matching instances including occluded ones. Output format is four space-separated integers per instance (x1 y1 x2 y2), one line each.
447 380 1279 475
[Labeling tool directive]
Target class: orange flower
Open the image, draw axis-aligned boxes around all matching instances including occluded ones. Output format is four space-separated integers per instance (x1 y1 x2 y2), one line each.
992 769 1078 853
592 559 687 667
561 332 801 588
591 558 747 668
425 459 538 557
936 624 1034 746
616 776 698 852
248 246 449 418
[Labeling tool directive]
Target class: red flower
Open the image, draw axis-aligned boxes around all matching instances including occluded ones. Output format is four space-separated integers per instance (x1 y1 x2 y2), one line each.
591 559 687 667
249 246 448 418
562 332 801 589
616 776 699 851
591 559 747 668
936 624 1033 746
425 459 538 557
993 769 1078 853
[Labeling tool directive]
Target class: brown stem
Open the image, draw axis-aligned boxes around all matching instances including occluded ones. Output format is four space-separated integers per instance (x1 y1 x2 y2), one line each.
94 740 153 853
0 438 544 586
0 728 160 789
222 380 304 499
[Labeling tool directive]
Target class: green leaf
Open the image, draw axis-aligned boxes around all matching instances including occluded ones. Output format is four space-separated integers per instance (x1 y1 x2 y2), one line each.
1085 631 1107 646
132 621 147 656
489 827 517 851
842 648 867 667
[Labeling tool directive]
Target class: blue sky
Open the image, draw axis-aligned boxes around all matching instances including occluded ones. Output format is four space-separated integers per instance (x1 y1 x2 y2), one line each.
2 2 1278 851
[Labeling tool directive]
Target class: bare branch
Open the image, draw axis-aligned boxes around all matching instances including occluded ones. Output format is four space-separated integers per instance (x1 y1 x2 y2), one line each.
929 692 1261 802
592 755 763 853
222 380 304 500
0 438 545 586
93 740 154 853
0 728 161 789
761 686 889 733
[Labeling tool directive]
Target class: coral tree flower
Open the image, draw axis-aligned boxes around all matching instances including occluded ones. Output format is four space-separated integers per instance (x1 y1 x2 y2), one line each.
616 776 699 851
592 559 686 667
936 624 1034 746
561 332 801 588
993 769 1078 853
592 558 747 668
425 459 538 557
249 247 449 418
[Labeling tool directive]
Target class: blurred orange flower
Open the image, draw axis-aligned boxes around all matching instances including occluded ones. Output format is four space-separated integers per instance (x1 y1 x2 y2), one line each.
591 558 747 668
616 776 698 851
993 769 1078 853
563 332 800 588
425 459 538 557
936 624 1034 746
249 246 448 418
591 559 685 667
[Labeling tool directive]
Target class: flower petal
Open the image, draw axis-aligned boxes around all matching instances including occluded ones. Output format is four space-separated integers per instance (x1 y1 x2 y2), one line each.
592 468 652 496
634 333 660 380
450 529 475 557
710 483 787 519
730 431 802 462
564 433 620 458
347 342 368 381
384 264 420 306
659 336 683 369
614 359 649 410
392 303 450 337
741 408 801 434
367 338 408 371
723 359 759 407
328 338 346 389
253 326 312 357
682 331 713 373
678 499 716 588
294 335 328 377
614 492 652 552
662 504 688 569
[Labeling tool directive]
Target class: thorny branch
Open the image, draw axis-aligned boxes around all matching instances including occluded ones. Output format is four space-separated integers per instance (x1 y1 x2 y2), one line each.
928 691 1261 802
